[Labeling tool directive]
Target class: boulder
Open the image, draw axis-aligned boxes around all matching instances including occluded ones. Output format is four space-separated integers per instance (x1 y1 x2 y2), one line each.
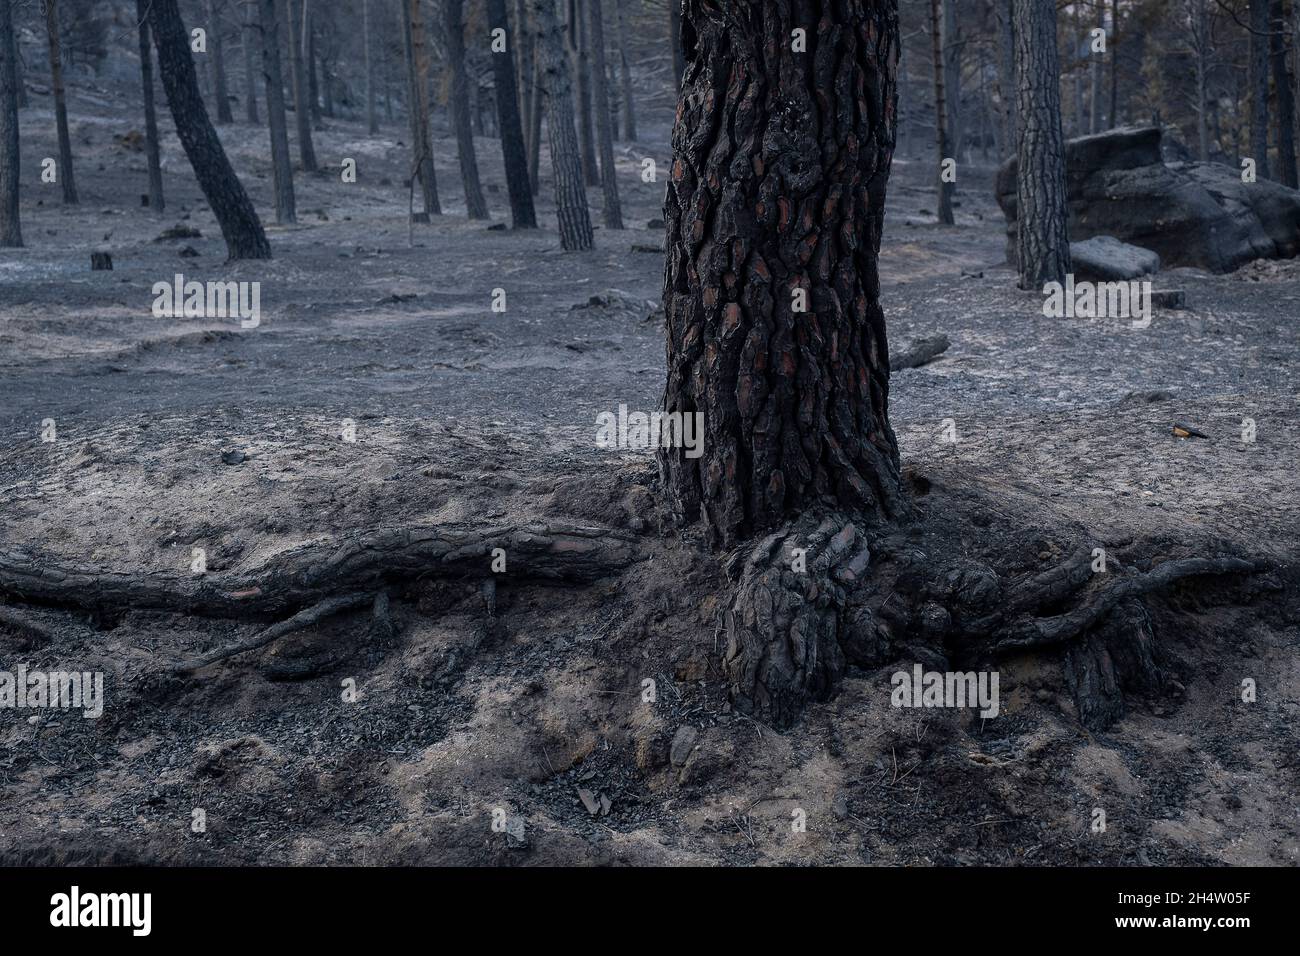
1069 236 1160 281
996 126 1300 273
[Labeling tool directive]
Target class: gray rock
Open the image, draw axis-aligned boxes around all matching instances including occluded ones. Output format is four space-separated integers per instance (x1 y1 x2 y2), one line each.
1070 236 1160 281
669 725 698 768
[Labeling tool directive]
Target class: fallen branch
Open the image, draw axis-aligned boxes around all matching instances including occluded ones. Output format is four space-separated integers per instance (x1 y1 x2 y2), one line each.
890 334 950 371
0 605 60 644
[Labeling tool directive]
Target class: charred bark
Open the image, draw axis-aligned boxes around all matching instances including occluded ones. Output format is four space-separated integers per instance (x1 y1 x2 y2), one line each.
587 0 623 228
569 0 601 185
286 0 317 172
206 0 233 123
1011 0 1069 288
148 0 270 259
533 0 593 249
1271 0 1297 187
364 0 378 133
137 0 165 215
241 0 260 124
403 0 440 217
44 0 78 205
660 0 904 549
928 0 953 223
0 0 19 247
1249 0 1271 178
613 0 636 140
487 0 538 228
258 0 296 224
445 0 490 220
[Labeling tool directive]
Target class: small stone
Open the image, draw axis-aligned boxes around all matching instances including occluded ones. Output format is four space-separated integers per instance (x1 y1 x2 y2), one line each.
577 788 600 816
221 450 247 465
669 725 698 768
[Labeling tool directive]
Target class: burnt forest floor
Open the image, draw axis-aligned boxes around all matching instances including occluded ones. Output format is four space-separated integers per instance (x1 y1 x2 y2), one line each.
1 89 1298 866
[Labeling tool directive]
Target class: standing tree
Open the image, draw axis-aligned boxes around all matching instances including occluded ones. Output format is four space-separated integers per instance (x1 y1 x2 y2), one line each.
532 0 593 249
0 0 21 247
241 0 260 124
206 0 234 123
587 0 623 228
668 0 683 93
1270 0 1297 186
613 0 636 140
286 0 317 172
147 0 270 259
929 0 953 223
402 0 440 218
487 0 538 227
364 0 378 134
43 0 78 205
1012 0 1070 287
569 0 600 184
444 0 490 219
1090 0 1103 133
660 0 903 723
137 0 165 214
1249 0 1271 178
259 0 296 224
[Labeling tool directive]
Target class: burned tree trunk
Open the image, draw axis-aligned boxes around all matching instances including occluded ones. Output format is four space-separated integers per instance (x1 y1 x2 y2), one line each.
43 0 78 205
1249 0 1271 179
532 0 593 249
241 0 260 124
569 0 600 185
660 0 904 549
364 0 378 134
487 0 538 228
148 0 270 259
403 0 440 217
445 0 490 220
286 0 317 172
0 0 20 247
206 0 233 123
258 0 296 224
668 0 684 94
587 0 623 228
137 0 165 214
1271 0 1297 187
1012 0 1069 288
928 0 953 223
613 0 636 141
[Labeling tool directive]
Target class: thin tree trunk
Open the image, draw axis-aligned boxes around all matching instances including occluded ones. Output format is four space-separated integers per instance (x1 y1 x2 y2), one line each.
487 0 537 228
1108 0 1119 127
929 0 953 223
44 0 78 205
995 0 1016 159
528 51 543 193
364 0 378 133
137 0 165 215
613 0 636 140
285 0 317 171
403 0 440 217
207 0 233 123
668 0 683 94
241 0 260 124
943 0 962 159
307 7 322 125
570 0 600 185
532 0 593 249
12 27 25 109
1250 0 1271 178
147 0 270 259
1272 0 1297 186
1013 0 1070 288
1090 0 1103 134
514 0 536 162
445 0 490 219
661 0 903 549
587 0 622 228
259 0 296 224
0 0 22 247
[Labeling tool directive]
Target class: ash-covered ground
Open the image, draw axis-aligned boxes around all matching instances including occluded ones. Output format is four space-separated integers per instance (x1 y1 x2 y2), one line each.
1 84 1298 865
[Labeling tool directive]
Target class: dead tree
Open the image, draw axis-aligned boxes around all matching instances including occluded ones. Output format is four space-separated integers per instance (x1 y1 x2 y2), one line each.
569 0 600 184
258 0 296 224
929 0 953 223
1249 0 1271 178
445 0 490 219
1271 0 1297 186
206 0 233 123
43 0 78 205
403 0 440 218
613 0 636 140
587 0 622 228
0 0 20 247
487 0 538 228
136 0 165 214
285 0 317 172
532 0 593 249
668 0 683 93
1012 0 1069 287
364 0 378 133
241 0 260 124
147 0 270 259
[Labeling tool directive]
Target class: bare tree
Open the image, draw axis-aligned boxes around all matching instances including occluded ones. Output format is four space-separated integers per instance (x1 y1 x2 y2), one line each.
532 0 593 249
43 0 78 205
137 0 165 214
487 0 537 227
569 0 600 184
668 0 683 94
444 0 490 219
587 0 622 228
259 0 296 223
1183 0 1214 160
0 0 21 247
364 0 378 134
1249 0 1271 178
240 0 260 124
1013 0 1070 287
929 0 954 223
286 0 317 172
147 0 270 259
1271 0 1296 185
206 0 234 123
403 0 440 218
613 0 635 140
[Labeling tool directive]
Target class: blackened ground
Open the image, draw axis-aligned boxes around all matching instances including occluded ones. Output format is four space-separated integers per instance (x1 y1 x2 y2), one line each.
1 88 1297 865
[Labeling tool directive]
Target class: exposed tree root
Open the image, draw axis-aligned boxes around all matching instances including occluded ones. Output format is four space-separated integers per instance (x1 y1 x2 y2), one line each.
0 604 60 645
0 521 640 621
890 334 951 371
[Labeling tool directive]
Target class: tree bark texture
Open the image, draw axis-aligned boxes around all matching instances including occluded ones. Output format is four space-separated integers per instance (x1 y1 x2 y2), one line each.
928 0 952 223
445 0 490 219
206 0 233 123
1250 0 1271 178
587 0 623 228
614 0 637 140
241 0 260 124
44 0 78 204
488 0 538 228
533 0 594 249
286 0 317 171
0 0 21 247
1271 0 1297 186
259 0 296 224
137 0 165 215
403 0 440 216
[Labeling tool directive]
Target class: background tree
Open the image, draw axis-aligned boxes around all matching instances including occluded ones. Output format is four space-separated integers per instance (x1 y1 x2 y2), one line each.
137 0 165 214
286 0 317 172
1012 0 1069 287
240 0 260 124
44 0 78 205
569 0 600 184
613 0 636 140
1249 0 1271 177
147 0 270 259
206 0 233 123
1270 0 1296 185
533 0 593 249
587 0 623 228
259 0 296 224
929 0 954 223
364 0 378 134
488 0 538 228
445 0 490 219
403 0 440 218
0 0 21 247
